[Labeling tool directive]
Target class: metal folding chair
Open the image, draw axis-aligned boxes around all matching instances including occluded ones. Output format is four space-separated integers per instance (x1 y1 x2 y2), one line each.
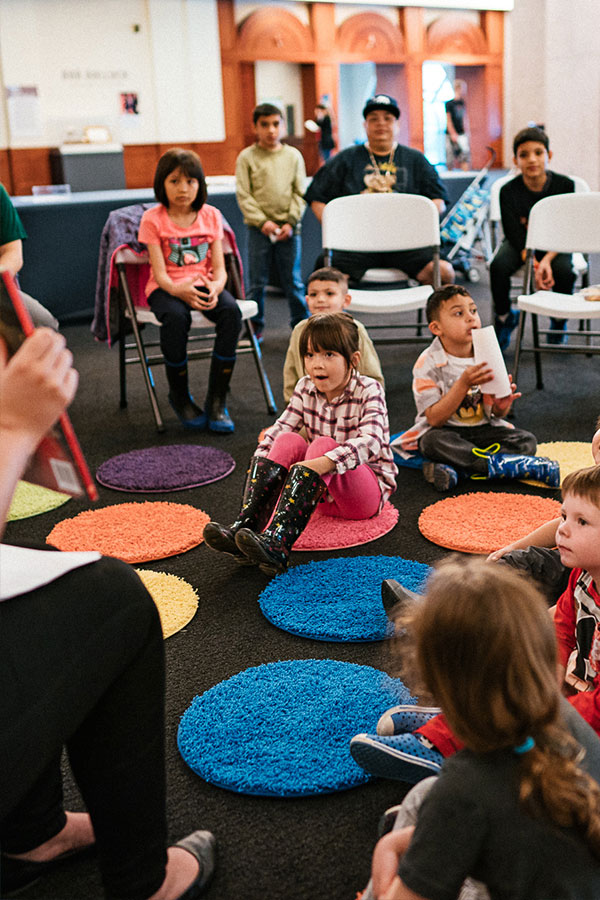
114 232 277 433
321 193 441 346
513 191 600 389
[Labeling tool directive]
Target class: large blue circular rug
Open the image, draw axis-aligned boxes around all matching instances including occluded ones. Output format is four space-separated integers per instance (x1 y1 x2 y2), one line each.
258 556 432 642
178 658 413 796
96 444 235 492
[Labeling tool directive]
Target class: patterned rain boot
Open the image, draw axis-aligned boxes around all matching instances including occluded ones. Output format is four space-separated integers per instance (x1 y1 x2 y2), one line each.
205 355 236 434
473 445 560 488
203 456 287 562
165 360 207 429
235 464 327 576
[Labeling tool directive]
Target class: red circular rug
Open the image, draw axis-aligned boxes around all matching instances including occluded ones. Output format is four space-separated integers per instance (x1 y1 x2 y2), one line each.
418 492 561 555
47 502 210 563
294 502 398 551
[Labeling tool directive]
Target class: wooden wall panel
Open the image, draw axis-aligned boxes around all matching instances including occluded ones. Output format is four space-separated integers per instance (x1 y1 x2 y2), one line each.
0 150 12 194
123 145 160 189
8 148 53 196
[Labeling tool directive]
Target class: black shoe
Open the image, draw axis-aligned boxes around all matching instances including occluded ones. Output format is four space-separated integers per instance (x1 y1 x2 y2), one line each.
381 579 423 615
174 830 216 900
168 393 207 430
494 309 520 352
1 844 96 896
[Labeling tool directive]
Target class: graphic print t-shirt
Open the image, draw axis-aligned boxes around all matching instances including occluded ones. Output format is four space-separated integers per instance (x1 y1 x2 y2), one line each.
138 203 223 297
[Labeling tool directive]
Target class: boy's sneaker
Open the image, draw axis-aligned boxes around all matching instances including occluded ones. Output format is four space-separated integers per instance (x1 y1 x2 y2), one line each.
350 732 443 783
494 309 520 352
423 461 458 492
376 704 441 736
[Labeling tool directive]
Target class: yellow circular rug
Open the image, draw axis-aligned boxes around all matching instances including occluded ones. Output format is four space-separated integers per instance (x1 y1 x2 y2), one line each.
135 569 199 639
8 481 70 521
522 441 594 489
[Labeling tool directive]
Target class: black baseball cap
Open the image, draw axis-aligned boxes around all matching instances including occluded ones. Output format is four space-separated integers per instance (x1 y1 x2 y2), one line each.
362 94 400 119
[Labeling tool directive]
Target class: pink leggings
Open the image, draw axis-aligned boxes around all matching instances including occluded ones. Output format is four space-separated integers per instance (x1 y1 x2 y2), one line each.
267 433 381 519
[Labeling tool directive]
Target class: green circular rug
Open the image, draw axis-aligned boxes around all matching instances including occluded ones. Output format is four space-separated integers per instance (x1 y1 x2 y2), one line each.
8 481 70 521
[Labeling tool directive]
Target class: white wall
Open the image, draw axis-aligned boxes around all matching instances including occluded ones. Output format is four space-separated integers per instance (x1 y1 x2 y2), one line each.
254 61 304 136
0 0 224 148
504 0 600 188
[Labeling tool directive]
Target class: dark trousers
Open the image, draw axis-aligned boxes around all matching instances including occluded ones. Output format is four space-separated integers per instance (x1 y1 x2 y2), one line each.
0 557 168 900
247 227 308 330
148 287 242 365
419 423 537 474
500 546 570 605
489 240 576 317
315 248 434 286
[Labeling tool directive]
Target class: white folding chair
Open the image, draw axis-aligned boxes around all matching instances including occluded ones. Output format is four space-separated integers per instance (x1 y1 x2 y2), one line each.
321 193 441 346
115 241 277 432
513 191 600 389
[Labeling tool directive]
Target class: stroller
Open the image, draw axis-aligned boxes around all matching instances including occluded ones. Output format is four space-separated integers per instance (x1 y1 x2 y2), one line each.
440 147 497 283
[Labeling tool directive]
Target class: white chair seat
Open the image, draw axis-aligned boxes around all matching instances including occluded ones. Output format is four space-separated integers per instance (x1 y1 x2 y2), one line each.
348 284 433 314
360 268 408 283
126 299 258 328
517 290 600 319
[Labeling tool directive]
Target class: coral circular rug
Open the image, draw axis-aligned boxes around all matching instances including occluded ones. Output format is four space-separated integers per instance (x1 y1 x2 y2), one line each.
135 569 199 638
418 492 561 555
178 658 413 796
7 481 70 521
47 502 210 563
259 556 432 642
96 444 235 492
522 441 595 489
293 502 398 551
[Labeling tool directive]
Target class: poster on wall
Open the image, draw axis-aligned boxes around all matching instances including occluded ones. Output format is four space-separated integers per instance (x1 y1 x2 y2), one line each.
5 86 42 140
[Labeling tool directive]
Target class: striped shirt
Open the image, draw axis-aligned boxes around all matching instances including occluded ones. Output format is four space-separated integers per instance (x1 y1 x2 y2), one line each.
256 373 397 509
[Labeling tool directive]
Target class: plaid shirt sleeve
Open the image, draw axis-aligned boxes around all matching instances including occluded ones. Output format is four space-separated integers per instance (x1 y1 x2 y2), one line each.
323 380 390 474
255 383 306 456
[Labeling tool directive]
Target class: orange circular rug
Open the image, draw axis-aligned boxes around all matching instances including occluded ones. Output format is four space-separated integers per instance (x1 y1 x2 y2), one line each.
47 502 210 563
418 492 561 555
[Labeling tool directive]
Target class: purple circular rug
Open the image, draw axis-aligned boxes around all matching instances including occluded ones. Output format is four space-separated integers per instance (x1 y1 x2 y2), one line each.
96 445 236 493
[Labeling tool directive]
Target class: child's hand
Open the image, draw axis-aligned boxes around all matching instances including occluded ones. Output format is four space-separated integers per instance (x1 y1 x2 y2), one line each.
275 223 293 241
592 427 600 466
486 543 514 562
260 220 280 237
298 456 335 476
535 257 555 291
460 362 494 389
192 277 219 310
491 375 521 413
174 278 206 307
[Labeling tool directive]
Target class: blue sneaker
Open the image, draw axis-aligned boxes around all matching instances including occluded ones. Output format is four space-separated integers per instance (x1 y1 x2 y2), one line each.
376 704 442 736
547 318 568 344
422 461 458 492
494 309 520 351
350 732 443 783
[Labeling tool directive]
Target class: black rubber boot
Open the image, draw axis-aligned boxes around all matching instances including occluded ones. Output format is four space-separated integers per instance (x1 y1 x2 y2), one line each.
205 356 235 434
235 464 327 576
165 361 206 429
203 456 288 562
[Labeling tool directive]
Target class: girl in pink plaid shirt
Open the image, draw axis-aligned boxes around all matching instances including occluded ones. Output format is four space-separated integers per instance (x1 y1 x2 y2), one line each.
204 313 396 576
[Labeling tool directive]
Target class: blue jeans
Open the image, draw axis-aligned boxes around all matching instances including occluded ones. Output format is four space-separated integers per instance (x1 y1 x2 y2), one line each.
247 227 308 330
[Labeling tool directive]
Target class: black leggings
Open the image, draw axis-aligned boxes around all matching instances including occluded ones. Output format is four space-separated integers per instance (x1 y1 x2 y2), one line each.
148 287 242 365
0 556 168 900
490 241 575 317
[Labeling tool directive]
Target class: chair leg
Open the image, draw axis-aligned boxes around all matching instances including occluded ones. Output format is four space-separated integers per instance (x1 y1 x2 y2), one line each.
416 308 423 337
117 265 165 433
513 310 526 383
531 313 544 390
118 310 127 409
244 319 278 416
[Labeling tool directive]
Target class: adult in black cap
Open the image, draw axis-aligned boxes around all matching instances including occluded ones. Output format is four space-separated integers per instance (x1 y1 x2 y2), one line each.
305 94 454 286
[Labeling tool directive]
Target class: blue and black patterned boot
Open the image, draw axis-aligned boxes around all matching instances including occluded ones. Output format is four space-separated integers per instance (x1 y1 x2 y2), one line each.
203 456 287 561
481 449 560 487
235 464 327 576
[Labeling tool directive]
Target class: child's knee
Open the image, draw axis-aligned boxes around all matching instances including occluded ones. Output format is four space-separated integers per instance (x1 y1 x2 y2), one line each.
306 436 338 457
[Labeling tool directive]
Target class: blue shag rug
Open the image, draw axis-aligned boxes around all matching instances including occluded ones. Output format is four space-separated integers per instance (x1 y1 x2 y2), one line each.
178 658 414 796
258 555 432 642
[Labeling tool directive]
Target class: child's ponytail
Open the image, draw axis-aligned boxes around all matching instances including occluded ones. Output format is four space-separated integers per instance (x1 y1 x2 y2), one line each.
519 726 600 859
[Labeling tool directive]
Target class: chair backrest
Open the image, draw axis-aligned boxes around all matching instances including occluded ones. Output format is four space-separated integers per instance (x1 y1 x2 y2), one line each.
488 171 518 223
321 193 440 253
525 191 600 253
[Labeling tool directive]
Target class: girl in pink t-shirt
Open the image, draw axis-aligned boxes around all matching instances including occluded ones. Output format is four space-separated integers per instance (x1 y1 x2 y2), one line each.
138 148 241 432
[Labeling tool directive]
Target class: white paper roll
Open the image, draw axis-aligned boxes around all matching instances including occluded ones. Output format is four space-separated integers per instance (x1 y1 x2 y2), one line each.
471 326 511 398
